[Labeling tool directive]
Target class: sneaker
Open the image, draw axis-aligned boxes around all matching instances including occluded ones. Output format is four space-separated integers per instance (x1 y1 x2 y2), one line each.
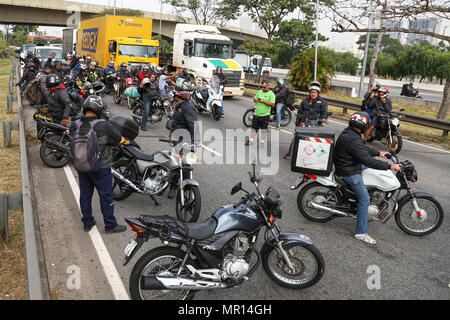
354 233 377 245
168 189 177 199
141 127 147 131
260 140 265 146
84 220 96 232
276 125 281 130
283 153 291 160
105 224 127 234
245 138 253 146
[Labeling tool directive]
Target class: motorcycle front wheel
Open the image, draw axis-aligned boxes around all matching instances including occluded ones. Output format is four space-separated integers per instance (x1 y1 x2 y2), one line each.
176 185 201 223
242 108 255 127
262 243 325 289
114 89 121 104
212 104 222 121
395 195 444 236
129 247 196 300
387 132 403 154
39 135 71 168
297 182 340 222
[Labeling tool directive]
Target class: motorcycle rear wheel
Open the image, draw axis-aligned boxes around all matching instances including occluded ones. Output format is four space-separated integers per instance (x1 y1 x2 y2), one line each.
176 185 201 223
114 90 121 104
39 135 71 168
262 243 324 289
129 246 196 300
280 108 292 127
297 182 340 222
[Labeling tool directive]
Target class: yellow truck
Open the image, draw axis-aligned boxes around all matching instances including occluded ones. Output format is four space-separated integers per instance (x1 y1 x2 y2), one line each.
77 15 159 69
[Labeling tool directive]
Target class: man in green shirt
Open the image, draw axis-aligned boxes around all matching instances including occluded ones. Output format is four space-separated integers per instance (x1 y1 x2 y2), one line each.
245 80 275 145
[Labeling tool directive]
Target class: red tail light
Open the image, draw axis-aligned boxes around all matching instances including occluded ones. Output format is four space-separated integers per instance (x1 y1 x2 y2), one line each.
126 220 145 237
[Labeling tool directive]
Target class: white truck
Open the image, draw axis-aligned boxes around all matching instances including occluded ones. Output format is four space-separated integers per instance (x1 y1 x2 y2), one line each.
233 51 272 76
172 24 244 97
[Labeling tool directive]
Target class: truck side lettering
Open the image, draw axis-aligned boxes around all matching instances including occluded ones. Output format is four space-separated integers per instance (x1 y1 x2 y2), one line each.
81 28 98 53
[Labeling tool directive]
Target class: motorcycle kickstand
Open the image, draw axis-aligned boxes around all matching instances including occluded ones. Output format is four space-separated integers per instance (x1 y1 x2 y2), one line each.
150 194 160 206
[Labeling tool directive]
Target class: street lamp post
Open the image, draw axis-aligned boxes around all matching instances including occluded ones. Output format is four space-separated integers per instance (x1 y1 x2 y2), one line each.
160 0 162 37
113 0 116 15
314 0 319 82
358 1 373 98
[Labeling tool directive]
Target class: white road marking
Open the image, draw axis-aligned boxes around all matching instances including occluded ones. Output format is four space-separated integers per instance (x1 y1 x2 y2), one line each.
201 143 223 157
63 166 130 300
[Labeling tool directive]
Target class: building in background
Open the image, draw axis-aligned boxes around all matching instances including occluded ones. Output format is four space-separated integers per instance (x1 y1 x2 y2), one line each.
407 17 449 46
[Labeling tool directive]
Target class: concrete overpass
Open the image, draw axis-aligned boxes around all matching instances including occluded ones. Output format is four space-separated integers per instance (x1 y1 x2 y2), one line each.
0 0 267 47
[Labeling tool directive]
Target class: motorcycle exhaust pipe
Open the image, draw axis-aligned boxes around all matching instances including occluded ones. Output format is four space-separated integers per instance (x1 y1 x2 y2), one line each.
307 201 350 217
140 275 228 291
46 139 70 152
111 168 143 193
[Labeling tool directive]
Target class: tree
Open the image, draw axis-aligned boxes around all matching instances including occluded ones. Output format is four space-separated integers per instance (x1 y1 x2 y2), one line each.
356 33 403 56
7 25 37 46
274 19 328 68
323 48 359 75
289 47 334 91
164 0 240 27
92 8 144 17
32 37 47 46
235 0 315 82
325 0 450 119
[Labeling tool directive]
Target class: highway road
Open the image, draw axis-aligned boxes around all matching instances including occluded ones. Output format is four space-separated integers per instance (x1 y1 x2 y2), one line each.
24 93 450 300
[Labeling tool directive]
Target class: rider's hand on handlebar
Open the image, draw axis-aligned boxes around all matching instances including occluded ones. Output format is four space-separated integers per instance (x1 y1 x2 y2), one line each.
321 118 327 123
390 164 403 171
120 137 130 145
379 151 390 159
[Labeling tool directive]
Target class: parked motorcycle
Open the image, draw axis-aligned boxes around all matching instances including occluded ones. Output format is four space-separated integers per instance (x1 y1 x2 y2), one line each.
130 94 174 126
114 77 136 105
191 75 224 121
123 163 325 300
367 109 405 154
111 137 201 223
293 153 443 236
243 103 294 128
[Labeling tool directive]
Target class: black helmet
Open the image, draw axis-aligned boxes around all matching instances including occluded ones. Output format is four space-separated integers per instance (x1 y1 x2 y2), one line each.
182 68 189 76
54 60 62 66
83 95 105 116
45 74 61 88
349 111 370 133
27 63 35 69
216 66 223 74
120 62 127 68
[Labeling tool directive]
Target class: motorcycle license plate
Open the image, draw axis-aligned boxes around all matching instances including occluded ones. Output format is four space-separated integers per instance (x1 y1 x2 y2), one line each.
124 239 138 257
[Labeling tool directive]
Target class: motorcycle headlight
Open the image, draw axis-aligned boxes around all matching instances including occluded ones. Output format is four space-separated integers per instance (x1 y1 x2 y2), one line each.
164 100 170 106
183 152 198 165
89 89 94 94
391 118 400 126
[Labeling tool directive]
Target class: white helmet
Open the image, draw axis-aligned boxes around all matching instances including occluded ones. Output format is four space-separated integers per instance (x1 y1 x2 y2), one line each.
142 78 151 85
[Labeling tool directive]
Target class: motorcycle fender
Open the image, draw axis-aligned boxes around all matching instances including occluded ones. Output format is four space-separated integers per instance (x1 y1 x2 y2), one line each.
261 232 313 257
315 175 338 187
181 179 199 189
394 191 434 213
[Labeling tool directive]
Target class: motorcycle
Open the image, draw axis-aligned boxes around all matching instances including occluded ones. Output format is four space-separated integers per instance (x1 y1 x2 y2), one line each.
191 75 224 121
123 163 325 300
367 109 405 154
243 103 294 128
114 77 136 105
400 84 423 99
293 153 443 236
111 137 201 223
130 94 174 126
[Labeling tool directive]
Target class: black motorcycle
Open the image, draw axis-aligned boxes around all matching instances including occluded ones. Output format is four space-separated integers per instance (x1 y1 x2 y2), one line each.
367 109 405 154
130 94 174 126
123 163 325 300
243 104 293 128
111 137 201 223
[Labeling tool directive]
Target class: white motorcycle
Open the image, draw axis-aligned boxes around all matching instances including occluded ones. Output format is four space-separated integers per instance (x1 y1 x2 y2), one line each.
191 75 224 121
292 154 443 236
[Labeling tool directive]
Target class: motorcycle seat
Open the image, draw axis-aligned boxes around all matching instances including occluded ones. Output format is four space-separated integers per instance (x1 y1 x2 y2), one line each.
46 122 69 131
125 145 154 162
186 218 217 240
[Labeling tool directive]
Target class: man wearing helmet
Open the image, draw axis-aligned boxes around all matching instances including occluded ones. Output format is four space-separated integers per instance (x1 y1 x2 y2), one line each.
138 65 152 83
334 111 402 244
363 88 392 142
75 64 91 92
272 78 289 130
37 63 54 104
158 66 176 96
52 60 65 82
69 96 127 233
213 66 228 117
45 74 71 126
16 63 38 93
116 63 131 94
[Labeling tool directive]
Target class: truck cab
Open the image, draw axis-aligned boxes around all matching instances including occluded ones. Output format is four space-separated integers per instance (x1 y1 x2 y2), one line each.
173 24 244 97
108 37 159 70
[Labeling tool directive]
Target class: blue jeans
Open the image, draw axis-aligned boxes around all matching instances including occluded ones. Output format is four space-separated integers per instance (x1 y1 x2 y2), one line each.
78 168 118 231
221 100 225 115
276 103 284 125
342 170 370 234
141 96 151 128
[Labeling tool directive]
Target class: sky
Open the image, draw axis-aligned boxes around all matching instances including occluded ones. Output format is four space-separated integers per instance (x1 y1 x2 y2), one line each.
38 0 355 50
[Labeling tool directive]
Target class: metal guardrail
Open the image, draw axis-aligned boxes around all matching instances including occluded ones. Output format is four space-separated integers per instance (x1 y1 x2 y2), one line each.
244 82 450 137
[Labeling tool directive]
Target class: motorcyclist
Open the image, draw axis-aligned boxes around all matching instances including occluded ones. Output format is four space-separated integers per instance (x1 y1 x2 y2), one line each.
158 66 176 96
272 78 289 130
213 66 228 117
333 111 402 244
361 80 381 115
116 63 131 93
176 68 191 82
364 88 392 142
138 73 159 131
52 60 65 81
45 74 71 126
16 63 38 93
284 81 328 159
138 65 152 83
168 90 199 199
37 63 54 104
74 64 91 92
105 61 117 93
88 61 102 82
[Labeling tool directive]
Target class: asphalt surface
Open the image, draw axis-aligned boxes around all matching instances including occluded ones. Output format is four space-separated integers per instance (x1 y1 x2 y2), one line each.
75 93 449 300
28 93 450 300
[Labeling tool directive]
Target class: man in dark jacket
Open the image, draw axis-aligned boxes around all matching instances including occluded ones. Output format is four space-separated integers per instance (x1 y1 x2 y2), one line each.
45 74 71 126
52 60 65 82
69 96 127 233
334 111 402 244
273 78 289 129
138 74 159 131
16 63 38 93
168 91 199 199
364 88 392 141
37 63 53 104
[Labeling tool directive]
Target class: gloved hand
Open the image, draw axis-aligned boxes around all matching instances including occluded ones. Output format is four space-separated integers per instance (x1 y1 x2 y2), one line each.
120 136 130 145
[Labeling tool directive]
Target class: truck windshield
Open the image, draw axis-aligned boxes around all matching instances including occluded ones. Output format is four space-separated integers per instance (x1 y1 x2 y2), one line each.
36 49 62 60
194 42 232 59
118 44 158 58
257 59 272 67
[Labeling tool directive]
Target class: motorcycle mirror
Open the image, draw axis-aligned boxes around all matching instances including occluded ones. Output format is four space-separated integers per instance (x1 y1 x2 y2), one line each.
399 108 405 112
231 182 242 195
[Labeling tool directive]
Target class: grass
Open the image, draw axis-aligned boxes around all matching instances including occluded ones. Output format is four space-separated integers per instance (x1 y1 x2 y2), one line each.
0 58 28 300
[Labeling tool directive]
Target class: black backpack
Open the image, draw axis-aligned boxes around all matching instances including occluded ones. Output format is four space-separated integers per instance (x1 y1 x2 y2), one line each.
285 89 296 107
